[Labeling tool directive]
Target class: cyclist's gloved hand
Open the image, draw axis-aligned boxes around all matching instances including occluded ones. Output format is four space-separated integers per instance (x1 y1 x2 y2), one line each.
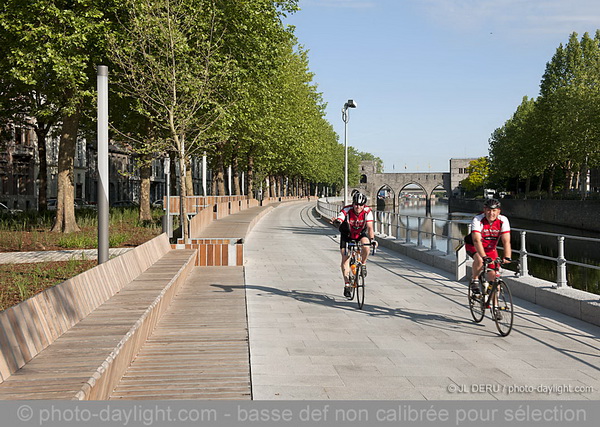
483 256 493 264
502 257 512 263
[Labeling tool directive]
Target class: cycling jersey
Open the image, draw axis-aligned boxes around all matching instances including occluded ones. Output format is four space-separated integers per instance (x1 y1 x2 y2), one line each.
336 205 374 240
465 212 510 254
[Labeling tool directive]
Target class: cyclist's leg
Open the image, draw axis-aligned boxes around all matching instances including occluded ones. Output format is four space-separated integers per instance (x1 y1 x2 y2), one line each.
339 234 351 284
359 235 370 264
486 250 500 283
466 248 483 293
470 253 483 281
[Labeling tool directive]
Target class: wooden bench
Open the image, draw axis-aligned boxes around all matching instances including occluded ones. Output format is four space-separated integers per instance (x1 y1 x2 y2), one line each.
0 234 196 400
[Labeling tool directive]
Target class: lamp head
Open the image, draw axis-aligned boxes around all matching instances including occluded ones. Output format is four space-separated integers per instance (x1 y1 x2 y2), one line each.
345 99 357 109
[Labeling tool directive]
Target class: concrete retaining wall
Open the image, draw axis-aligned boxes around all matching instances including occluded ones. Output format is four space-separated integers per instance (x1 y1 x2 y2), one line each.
449 198 600 232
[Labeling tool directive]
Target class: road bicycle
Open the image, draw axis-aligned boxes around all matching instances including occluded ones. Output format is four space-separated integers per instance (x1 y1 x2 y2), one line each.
468 257 515 336
345 241 376 309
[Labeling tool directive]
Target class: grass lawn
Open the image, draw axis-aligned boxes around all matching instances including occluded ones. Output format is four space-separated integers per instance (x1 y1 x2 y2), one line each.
0 207 164 311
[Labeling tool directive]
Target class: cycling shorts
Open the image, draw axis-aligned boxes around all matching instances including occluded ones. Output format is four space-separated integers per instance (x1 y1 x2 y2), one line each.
466 248 500 270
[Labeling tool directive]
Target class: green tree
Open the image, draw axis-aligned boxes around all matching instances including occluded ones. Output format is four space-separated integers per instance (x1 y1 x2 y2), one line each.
538 31 600 193
0 0 115 231
108 0 234 241
461 157 490 192
489 96 542 194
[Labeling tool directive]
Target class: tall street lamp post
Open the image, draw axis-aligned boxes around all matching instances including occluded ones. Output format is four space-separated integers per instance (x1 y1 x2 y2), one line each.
342 99 357 206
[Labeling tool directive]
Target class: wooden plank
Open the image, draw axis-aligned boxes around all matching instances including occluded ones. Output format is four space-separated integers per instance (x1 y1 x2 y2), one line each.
109 266 250 400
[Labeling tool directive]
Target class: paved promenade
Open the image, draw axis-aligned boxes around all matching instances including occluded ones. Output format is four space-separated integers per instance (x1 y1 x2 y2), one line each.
1 200 598 401
244 201 600 400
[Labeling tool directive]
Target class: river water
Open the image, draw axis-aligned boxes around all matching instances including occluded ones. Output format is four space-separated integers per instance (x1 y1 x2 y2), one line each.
382 199 600 295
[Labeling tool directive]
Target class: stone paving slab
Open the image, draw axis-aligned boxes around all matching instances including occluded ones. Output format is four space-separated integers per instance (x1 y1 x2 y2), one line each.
244 201 600 400
0 248 132 264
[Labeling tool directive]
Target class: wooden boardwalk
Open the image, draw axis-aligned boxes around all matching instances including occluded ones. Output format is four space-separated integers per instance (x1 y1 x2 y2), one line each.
110 266 251 400
0 248 196 399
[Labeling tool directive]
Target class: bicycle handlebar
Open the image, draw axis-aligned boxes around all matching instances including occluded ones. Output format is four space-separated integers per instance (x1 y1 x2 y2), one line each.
483 257 511 265
347 241 377 255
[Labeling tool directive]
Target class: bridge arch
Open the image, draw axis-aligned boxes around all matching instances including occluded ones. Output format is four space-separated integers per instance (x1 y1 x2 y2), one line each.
375 184 395 211
355 161 451 216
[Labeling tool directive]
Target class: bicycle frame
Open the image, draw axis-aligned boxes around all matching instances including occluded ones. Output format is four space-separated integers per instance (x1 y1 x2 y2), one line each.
345 241 376 309
469 257 515 336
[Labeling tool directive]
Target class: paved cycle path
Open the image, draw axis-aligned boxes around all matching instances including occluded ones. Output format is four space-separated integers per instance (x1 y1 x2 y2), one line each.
244 202 600 400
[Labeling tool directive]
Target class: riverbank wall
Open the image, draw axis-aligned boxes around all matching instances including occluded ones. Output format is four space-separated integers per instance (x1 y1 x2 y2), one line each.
449 198 600 232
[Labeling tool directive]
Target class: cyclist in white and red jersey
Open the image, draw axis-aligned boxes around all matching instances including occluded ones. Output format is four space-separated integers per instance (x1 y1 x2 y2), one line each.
331 192 377 297
464 198 512 294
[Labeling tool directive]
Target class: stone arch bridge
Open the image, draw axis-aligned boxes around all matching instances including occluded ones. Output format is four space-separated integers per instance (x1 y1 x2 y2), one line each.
352 162 453 215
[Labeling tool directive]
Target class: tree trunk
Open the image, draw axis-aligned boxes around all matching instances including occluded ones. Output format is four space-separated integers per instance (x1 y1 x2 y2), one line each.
185 157 194 196
139 156 152 222
269 175 276 198
580 162 588 197
563 162 573 192
214 151 225 196
232 156 240 196
547 166 555 197
247 153 254 198
51 110 81 233
169 154 177 195
536 172 544 194
178 153 188 242
35 126 49 210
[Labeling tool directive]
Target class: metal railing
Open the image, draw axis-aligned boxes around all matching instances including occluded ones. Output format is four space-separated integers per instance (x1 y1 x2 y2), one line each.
511 229 600 289
317 198 600 290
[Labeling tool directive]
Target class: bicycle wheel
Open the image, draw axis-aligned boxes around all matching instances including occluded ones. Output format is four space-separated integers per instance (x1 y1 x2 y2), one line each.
348 279 356 300
347 265 356 300
468 279 485 323
493 280 514 336
355 266 365 309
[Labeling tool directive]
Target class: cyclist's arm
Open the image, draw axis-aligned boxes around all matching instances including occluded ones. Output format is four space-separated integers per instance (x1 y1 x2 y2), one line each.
330 209 346 227
365 220 375 242
471 231 486 259
500 232 512 261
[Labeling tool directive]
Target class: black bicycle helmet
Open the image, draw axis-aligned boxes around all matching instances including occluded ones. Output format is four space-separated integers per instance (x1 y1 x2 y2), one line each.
352 192 367 205
483 198 501 209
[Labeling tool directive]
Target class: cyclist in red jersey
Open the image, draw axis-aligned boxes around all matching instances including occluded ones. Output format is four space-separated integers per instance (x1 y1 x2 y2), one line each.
331 192 377 297
464 198 512 294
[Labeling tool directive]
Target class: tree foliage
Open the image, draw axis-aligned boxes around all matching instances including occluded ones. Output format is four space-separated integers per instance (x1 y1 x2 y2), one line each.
489 31 600 197
461 157 490 192
1 0 378 231
0 0 117 231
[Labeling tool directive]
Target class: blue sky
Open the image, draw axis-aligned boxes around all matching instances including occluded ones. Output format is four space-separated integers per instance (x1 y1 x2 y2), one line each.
284 0 600 172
